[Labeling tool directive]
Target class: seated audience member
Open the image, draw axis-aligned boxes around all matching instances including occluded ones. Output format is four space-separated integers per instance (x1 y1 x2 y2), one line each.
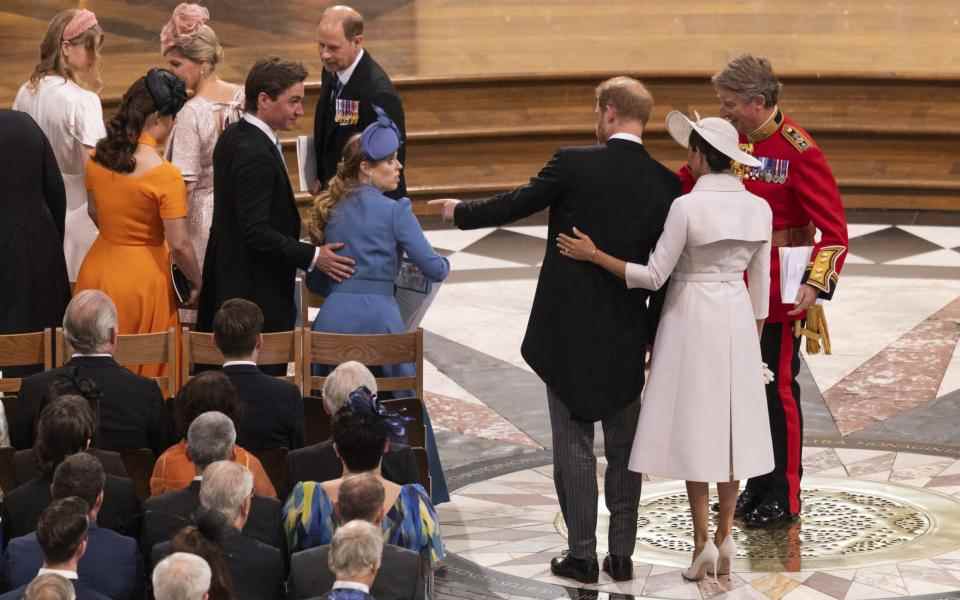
142 411 283 556
13 290 172 454
214 298 304 451
152 553 211 600
319 520 384 600
153 462 284 600
284 408 444 562
288 474 425 600
3 453 143 600
0 498 108 600
2 397 140 540
287 361 418 493
150 371 276 497
22 573 77 600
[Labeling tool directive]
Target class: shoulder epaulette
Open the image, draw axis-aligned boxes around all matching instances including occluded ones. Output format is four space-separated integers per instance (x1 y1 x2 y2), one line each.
782 125 813 153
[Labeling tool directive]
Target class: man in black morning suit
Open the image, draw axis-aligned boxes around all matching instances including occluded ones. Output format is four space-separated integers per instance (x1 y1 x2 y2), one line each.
197 58 354 374
432 77 680 584
314 5 406 198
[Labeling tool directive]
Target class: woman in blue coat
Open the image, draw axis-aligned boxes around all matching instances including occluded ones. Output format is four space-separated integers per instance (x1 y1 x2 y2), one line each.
307 108 451 503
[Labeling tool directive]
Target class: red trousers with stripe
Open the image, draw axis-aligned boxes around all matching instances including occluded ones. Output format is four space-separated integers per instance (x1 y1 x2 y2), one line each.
745 321 804 515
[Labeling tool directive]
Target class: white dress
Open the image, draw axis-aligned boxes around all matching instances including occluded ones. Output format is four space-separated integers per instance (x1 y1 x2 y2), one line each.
14 76 106 280
626 173 775 482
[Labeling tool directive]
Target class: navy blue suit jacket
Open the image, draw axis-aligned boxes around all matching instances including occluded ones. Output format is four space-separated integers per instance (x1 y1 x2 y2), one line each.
224 363 304 452
1 524 142 600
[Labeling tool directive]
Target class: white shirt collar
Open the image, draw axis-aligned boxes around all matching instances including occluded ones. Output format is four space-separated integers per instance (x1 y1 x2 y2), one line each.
337 49 365 86
692 172 746 192
71 353 112 358
608 132 643 145
332 581 370 593
243 112 280 146
223 360 257 367
38 567 78 580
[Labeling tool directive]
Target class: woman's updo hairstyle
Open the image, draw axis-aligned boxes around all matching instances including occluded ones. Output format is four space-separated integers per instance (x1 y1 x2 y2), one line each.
309 134 375 243
331 405 390 472
93 69 186 173
161 4 224 68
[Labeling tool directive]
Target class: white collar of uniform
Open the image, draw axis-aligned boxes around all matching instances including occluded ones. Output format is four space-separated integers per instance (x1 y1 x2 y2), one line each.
71 353 112 358
243 112 280 146
223 360 257 367
692 172 746 192
337 48 365 86
38 567 78 580
332 581 370 594
608 132 643 145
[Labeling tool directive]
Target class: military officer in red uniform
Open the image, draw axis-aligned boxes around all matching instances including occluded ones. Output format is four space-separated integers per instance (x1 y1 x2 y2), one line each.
680 54 849 527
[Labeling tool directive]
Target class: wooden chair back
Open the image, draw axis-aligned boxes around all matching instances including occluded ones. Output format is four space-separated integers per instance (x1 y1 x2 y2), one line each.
120 448 156 501
0 447 17 496
381 397 426 449
0 329 52 393
297 276 325 330
181 328 303 393
252 447 289 497
56 327 177 398
303 396 331 446
304 329 424 399
412 447 431 497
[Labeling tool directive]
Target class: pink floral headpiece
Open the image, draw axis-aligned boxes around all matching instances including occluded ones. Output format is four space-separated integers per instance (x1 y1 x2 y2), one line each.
160 3 210 55
63 9 98 42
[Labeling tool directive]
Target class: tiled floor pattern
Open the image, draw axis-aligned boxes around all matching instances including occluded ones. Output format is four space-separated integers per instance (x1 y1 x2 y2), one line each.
442 448 960 600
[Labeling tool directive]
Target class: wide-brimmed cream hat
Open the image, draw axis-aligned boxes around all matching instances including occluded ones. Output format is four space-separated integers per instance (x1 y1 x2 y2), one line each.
665 110 761 167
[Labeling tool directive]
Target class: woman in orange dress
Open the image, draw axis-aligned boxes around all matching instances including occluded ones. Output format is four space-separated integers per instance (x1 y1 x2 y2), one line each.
76 69 201 379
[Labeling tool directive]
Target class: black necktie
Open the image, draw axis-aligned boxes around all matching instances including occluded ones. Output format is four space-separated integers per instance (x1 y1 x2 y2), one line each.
330 78 343 106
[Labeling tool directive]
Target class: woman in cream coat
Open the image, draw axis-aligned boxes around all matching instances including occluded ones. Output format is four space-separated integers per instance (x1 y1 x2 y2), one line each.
558 112 774 582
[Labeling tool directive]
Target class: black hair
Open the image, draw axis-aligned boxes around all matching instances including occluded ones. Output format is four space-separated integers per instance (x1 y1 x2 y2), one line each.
688 129 733 173
331 407 388 472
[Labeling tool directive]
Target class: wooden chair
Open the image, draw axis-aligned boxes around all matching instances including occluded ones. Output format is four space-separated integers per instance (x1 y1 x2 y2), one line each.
303 395 331 446
381 397 426 449
120 448 156 501
412 447 431 497
297 276 325 330
303 329 424 400
56 327 177 398
0 329 52 394
0 447 17 496
181 328 304 393
252 447 289 497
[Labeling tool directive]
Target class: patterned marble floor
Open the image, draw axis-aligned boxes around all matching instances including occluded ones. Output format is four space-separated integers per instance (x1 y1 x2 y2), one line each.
410 210 960 599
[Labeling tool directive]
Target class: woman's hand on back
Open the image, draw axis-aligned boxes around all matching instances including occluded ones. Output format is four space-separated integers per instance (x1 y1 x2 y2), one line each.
557 227 598 262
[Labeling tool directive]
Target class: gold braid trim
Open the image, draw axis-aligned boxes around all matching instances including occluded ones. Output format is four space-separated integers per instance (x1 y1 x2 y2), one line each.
805 246 846 294
795 304 832 355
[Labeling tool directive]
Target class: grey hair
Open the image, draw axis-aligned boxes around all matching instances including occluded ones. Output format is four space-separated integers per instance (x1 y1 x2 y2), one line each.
711 54 782 108
186 411 236 471
328 520 383 578
323 361 377 414
199 461 253 523
24 573 76 600
63 290 118 354
152 552 212 600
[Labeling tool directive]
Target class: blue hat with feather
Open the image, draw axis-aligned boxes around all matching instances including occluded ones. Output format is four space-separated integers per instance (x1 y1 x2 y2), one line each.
360 105 402 161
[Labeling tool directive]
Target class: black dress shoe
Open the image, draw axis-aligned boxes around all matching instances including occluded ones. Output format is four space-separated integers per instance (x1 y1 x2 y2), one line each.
742 500 798 529
710 489 761 517
550 552 599 584
602 554 633 581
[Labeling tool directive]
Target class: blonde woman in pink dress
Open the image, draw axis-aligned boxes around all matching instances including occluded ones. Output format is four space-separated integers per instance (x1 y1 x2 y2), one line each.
160 3 244 322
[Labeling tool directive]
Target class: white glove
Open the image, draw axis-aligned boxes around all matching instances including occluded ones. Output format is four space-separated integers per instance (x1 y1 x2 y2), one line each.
762 362 775 385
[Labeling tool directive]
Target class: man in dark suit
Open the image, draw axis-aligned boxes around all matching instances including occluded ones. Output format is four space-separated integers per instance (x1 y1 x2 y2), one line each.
197 57 354 363
2 396 141 541
13 290 172 454
152 552 211 600
141 411 283 556
313 5 406 198
287 362 418 497
315 520 382 600
0 497 109 600
3 453 143 600
213 298 304 451
431 77 679 583
152 461 285 600
288 474 425 600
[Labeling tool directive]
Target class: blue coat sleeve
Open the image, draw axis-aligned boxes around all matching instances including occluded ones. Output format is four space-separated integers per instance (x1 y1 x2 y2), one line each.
393 198 450 282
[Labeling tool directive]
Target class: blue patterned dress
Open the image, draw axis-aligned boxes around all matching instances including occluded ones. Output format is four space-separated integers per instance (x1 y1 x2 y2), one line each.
284 480 445 563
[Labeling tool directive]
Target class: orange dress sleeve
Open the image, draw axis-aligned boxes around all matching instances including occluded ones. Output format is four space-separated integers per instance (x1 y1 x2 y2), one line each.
154 163 188 220
235 446 278 498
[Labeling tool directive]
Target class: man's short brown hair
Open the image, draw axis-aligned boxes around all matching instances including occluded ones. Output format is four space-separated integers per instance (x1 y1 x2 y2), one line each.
52 452 105 508
213 298 264 357
37 497 89 564
244 57 308 114
338 473 385 523
596 76 654 126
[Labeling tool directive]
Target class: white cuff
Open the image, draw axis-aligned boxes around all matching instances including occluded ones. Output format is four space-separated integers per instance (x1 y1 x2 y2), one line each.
308 246 320 272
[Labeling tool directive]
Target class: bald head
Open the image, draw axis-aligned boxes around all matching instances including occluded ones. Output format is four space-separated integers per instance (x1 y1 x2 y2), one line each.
338 473 385 524
63 290 118 355
318 5 364 73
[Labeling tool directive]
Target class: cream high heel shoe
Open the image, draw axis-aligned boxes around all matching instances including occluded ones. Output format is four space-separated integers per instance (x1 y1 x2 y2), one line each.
682 540 719 582
711 534 736 576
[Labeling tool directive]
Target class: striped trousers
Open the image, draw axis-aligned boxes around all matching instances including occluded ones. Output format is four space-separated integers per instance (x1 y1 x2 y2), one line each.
745 321 804 515
547 387 643 560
